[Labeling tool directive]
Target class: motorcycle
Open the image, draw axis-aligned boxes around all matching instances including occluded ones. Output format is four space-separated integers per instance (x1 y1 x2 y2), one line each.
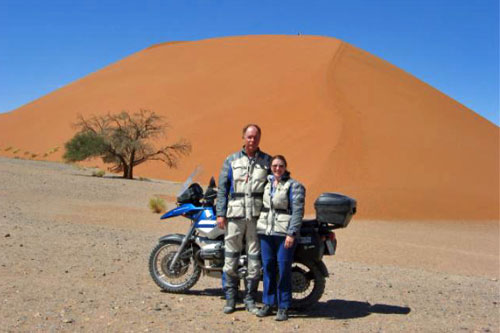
149 175 356 309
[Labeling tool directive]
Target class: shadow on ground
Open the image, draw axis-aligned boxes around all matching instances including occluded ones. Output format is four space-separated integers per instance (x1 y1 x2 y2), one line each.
294 299 411 320
174 288 224 297
162 288 411 321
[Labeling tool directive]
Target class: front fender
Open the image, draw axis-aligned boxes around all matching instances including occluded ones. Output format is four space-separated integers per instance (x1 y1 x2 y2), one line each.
158 233 185 244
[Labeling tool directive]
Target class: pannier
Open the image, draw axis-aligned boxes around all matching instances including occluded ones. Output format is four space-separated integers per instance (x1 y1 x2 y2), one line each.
296 220 322 261
314 193 356 227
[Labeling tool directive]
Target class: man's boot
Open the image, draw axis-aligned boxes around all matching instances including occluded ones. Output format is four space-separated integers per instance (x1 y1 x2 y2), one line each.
223 276 239 314
243 278 259 314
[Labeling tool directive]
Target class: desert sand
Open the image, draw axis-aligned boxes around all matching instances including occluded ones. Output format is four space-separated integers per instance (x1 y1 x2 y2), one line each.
0 35 498 221
0 157 498 332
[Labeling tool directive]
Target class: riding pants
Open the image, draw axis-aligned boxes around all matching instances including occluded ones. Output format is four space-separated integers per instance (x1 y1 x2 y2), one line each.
223 218 261 280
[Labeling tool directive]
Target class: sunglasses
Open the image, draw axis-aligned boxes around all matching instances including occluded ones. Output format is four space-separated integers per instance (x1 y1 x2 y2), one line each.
271 164 285 168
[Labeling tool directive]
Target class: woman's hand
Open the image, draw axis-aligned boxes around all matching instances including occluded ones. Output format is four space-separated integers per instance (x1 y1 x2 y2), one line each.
284 235 295 249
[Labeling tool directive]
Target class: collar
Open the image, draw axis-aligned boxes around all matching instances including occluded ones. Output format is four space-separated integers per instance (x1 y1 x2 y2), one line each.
268 171 290 183
241 146 261 159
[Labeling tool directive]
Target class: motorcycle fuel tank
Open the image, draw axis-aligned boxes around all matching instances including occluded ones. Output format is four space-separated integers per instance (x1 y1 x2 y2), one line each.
160 203 204 219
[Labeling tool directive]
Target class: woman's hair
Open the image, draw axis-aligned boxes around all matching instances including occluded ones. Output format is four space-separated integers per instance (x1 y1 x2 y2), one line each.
271 154 287 167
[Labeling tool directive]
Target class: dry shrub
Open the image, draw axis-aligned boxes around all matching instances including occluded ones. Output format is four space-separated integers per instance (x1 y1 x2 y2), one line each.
91 169 105 177
149 197 166 214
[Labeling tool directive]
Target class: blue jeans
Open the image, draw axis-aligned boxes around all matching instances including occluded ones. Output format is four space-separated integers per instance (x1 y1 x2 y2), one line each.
259 234 297 309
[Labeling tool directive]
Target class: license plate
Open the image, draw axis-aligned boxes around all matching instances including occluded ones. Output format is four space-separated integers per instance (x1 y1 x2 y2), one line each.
297 236 312 244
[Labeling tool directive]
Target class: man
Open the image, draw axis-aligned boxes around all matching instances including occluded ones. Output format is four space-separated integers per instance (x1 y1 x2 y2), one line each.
216 124 272 314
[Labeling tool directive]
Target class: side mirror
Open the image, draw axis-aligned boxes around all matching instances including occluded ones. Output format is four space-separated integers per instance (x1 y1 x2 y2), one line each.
209 176 216 188
204 177 218 204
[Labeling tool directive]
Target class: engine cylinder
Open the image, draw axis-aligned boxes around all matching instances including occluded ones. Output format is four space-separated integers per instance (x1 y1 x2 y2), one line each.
199 248 224 260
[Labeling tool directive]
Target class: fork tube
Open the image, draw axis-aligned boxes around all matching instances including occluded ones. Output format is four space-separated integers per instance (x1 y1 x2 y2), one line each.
168 221 196 271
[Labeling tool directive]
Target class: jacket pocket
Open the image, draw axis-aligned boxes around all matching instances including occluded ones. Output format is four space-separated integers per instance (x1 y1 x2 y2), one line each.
275 214 291 234
232 159 248 182
226 199 245 218
250 164 268 192
256 212 268 233
253 163 268 180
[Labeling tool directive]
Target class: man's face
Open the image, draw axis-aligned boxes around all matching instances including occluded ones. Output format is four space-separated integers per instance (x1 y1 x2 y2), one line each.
243 126 261 155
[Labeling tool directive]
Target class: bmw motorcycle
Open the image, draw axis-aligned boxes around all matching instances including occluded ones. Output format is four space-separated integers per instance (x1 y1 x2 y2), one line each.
149 175 356 309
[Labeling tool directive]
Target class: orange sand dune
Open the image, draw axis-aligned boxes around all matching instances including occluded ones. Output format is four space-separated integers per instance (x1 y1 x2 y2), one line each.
0 35 498 221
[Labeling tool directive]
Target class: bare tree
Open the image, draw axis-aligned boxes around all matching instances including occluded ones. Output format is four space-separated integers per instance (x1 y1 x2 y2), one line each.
64 109 191 179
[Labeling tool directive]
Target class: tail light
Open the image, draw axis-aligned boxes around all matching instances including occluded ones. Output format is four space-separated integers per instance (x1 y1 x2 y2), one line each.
321 232 336 241
324 231 337 255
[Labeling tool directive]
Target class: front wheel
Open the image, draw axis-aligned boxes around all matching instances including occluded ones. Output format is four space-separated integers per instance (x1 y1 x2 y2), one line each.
291 260 326 309
149 240 201 293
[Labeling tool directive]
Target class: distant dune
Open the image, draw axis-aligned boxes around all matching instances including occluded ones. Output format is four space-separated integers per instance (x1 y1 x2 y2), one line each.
0 35 498 221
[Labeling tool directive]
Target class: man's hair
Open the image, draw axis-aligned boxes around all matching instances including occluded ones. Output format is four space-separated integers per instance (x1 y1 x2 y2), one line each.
242 124 262 137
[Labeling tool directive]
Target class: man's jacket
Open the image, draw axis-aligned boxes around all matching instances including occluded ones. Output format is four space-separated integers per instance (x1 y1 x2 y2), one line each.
216 148 272 219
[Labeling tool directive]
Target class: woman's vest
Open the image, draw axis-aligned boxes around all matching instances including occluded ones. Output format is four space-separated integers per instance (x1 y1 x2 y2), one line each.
257 178 292 235
226 155 269 219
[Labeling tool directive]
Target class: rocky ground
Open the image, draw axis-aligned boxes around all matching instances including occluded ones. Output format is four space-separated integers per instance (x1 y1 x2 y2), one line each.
0 157 498 332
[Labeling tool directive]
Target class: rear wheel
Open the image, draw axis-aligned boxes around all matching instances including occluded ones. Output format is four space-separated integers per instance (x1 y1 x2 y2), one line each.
149 240 201 293
290 260 326 309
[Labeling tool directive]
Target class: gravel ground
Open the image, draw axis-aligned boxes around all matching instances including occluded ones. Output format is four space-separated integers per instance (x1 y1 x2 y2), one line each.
0 157 498 332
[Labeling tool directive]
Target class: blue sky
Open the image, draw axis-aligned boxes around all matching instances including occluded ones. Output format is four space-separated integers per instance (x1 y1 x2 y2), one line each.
1 0 498 125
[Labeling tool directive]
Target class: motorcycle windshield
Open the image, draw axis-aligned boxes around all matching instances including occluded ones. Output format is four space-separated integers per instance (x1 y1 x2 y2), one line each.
160 166 205 220
177 166 203 197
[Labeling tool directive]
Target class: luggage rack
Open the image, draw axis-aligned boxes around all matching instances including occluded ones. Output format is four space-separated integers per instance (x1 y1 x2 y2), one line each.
300 219 345 234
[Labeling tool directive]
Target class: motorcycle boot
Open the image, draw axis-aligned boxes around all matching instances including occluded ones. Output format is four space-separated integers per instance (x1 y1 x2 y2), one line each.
243 278 260 314
223 276 239 314
256 304 274 317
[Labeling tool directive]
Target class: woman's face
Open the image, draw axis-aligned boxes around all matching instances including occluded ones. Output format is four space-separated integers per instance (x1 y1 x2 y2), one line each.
271 158 286 179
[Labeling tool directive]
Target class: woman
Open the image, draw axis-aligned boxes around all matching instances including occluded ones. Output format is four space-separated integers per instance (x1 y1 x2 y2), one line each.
256 155 305 321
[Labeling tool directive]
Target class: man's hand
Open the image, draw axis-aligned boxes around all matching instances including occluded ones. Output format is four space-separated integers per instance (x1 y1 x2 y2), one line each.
217 216 227 230
284 235 295 249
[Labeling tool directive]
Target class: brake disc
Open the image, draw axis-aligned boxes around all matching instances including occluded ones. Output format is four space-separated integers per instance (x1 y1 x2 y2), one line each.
161 252 189 277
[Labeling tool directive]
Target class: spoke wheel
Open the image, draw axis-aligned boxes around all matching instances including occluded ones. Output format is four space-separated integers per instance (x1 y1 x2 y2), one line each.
149 240 201 293
291 260 325 309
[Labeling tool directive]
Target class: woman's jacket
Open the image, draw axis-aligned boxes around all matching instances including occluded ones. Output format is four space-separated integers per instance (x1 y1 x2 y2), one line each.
256 172 305 237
